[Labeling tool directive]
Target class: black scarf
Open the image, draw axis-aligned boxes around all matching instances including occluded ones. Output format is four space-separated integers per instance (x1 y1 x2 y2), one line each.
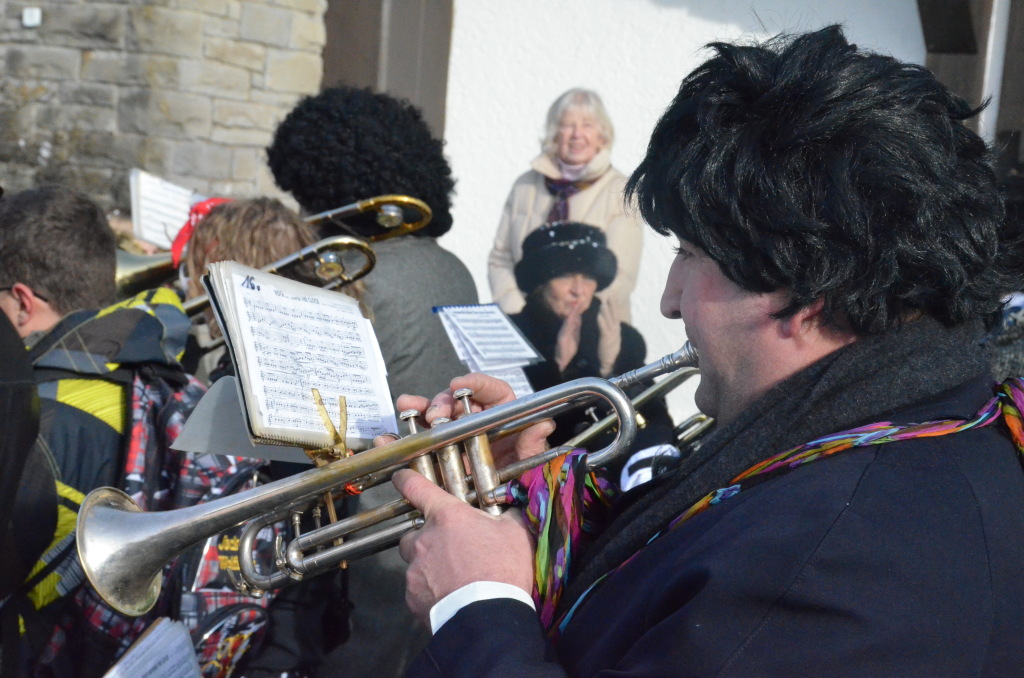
560 317 992 613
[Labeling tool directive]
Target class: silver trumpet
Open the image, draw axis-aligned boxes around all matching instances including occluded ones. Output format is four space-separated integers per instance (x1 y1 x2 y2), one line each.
76 343 699 617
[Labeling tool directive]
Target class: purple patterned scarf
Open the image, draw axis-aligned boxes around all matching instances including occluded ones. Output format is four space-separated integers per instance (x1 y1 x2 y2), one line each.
544 177 595 222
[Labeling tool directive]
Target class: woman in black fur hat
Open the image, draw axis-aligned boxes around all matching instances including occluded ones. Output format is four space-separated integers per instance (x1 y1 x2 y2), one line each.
509 221 674 479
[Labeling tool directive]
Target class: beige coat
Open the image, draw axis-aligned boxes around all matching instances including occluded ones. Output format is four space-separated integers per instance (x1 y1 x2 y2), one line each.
487 148 643 323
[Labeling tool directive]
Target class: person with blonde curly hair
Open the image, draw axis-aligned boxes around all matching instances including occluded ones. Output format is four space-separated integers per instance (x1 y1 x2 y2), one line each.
180 196 372 678
182 197 369 379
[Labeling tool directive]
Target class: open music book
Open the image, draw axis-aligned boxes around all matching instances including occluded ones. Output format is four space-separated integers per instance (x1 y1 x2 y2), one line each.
203 261 397 450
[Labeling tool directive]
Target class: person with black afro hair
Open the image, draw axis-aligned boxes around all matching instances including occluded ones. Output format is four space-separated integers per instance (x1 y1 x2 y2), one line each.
266 86 476 405
989 176 1024 381
387 26 1024 676
267 86 455 240
267 87 476 678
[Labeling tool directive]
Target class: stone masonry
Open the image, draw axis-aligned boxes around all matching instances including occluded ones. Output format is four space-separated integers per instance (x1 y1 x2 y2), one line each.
0 0 326 215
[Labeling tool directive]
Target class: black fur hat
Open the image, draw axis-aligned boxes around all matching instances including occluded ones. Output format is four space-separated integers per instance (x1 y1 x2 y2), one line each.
514 221 617 294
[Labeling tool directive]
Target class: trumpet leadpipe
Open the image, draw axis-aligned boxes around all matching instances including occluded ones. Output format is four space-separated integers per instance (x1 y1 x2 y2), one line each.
489 342 699 443
566 365 701 449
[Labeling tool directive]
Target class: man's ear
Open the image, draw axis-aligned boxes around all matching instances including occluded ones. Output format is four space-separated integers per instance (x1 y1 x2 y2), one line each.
9 282 59 336
8 283 35 329
777 298 827 340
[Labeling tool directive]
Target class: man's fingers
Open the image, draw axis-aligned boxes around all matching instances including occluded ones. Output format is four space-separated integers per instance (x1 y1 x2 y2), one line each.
514 419 555 462
396 393 431 414
393 468 460 518
396 391 459 425
372 432 400 447
449 373 517 410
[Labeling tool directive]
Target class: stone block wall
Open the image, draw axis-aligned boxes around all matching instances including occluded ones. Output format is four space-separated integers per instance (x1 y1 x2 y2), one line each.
0 0 327 214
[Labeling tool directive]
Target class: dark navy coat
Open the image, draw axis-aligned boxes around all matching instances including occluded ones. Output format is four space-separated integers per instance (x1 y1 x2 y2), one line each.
409 376 1024 677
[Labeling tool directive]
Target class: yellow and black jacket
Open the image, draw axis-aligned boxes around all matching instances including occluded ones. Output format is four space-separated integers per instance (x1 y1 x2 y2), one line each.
18 289 207 677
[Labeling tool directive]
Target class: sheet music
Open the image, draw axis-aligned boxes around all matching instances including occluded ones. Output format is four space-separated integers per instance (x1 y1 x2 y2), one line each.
437 311 472 365
103 617 200 678
434 304 540 372
206 262 396 449
130 168 206 250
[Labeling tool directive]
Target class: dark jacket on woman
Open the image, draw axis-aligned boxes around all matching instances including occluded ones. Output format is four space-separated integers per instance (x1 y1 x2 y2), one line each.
408 318 1024 677
510 297 674 471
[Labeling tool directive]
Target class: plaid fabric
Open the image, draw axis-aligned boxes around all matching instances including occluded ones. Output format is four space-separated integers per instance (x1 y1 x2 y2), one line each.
124 372 205 510
175 471 279 676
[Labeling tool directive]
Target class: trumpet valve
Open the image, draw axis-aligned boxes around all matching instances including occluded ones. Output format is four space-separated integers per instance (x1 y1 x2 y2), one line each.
453 389 503 515
431 417 470 503
401 409 438 484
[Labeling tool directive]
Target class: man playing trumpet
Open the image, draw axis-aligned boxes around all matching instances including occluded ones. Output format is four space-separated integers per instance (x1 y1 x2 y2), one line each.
388 26 1024 675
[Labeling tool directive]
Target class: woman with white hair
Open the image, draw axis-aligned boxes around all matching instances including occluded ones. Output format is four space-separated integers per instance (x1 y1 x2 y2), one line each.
487 88 643 324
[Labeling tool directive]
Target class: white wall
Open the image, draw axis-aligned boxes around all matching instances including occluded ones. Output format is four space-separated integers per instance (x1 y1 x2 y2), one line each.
440 0 925 423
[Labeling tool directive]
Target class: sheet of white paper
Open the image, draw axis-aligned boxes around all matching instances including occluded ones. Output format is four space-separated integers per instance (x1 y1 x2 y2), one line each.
103 617 201 678
130 168 206 250
437 311 471 365
484 367 534 398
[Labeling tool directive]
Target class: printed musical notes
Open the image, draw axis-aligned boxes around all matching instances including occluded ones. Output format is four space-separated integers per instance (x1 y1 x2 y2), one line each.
204 261 396 450
434 304 541 398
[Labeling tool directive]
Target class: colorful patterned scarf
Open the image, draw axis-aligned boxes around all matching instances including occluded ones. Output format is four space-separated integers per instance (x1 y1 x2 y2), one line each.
513 378 1024 637
544 177 595 223
506 451 615 628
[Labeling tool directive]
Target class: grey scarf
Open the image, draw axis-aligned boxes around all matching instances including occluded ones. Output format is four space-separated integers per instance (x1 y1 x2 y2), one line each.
560 317 992 613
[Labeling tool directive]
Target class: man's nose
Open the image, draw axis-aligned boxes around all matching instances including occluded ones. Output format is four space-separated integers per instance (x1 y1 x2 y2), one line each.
661 279 680 319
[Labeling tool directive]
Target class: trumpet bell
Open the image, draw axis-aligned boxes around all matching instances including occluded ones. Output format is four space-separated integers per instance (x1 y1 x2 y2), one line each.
77 487 163 617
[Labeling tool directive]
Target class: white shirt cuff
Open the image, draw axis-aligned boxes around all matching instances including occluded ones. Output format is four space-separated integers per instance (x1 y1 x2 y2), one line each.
429 581 536 634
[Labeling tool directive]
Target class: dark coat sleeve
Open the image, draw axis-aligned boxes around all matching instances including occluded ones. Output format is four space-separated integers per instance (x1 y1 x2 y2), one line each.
405 600 567 678
0 315 51 599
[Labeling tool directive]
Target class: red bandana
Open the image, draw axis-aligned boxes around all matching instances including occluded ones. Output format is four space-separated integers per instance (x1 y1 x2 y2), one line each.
170 197 233 267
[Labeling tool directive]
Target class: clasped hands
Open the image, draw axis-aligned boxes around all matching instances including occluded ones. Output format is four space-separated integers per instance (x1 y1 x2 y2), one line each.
378 373 554 625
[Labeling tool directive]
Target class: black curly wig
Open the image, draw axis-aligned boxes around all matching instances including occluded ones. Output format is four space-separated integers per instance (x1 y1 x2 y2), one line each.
267 86 455 238
627 25 1024 335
